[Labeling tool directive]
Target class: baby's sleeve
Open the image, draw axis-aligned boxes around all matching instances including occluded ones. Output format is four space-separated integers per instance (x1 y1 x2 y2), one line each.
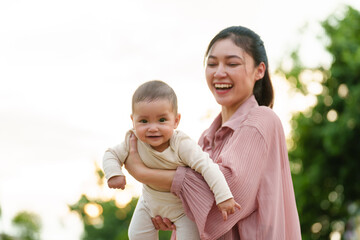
178 133 233 204
102 132 131 180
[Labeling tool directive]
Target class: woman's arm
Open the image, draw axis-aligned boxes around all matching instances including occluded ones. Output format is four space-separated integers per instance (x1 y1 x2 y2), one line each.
124 134 176 191
170 126 269 239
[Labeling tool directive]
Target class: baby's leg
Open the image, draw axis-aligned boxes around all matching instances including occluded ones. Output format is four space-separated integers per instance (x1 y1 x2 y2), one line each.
175 215 200 240
128 197 158 240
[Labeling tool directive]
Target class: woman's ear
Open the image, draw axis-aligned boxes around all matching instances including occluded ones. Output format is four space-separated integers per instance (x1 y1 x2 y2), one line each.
255 62 266 81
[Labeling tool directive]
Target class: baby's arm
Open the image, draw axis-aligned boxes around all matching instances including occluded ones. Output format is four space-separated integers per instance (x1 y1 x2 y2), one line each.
107 175 126 190
103 132 131 189
103 147 127 190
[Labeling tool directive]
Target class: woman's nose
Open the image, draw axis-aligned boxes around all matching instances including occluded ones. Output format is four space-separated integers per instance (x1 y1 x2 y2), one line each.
213 64 227 78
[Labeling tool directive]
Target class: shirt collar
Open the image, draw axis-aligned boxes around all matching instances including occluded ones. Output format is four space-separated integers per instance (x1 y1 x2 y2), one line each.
223 95 259 130
203 95 258 144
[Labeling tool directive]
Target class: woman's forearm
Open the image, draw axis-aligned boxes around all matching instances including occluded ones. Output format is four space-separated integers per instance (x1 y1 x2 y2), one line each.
132 166 175 191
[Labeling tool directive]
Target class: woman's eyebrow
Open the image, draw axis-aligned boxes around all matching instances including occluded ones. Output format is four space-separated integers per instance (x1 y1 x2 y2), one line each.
207 55 243 60
225 55 243 60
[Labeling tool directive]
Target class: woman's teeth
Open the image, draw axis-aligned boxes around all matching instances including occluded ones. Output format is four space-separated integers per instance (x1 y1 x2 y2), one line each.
215 83 233 89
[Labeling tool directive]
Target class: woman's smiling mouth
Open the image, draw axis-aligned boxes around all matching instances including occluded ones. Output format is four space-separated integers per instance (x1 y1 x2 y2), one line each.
214 83 233 90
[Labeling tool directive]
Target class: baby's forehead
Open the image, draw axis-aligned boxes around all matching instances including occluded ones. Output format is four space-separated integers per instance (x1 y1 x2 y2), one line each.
133 98 177 114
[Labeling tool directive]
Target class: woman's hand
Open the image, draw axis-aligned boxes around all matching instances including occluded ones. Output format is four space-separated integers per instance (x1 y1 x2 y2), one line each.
124 134 147 179
152 215 176 231
152 216 177 240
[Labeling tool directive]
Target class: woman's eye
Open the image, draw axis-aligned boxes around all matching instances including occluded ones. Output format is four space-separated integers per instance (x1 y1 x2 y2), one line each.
228 63 240 67
159 118 166 122
207 63 217 67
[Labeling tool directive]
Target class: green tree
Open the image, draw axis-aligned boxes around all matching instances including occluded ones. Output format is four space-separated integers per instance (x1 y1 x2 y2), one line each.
12 211 41 240
278 6 360 240
69 194 138 240
1 203 42 240
69 163 172 240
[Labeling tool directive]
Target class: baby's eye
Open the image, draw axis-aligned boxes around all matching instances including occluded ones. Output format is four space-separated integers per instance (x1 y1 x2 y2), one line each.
140 119 147 123
159 118 166 122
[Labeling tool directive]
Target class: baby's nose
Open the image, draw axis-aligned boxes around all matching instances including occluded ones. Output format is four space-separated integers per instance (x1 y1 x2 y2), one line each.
148 124 159 131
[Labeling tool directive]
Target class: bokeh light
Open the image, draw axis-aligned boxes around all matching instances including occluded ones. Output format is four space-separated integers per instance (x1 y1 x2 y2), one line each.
84 203 103 218
115 191 133 208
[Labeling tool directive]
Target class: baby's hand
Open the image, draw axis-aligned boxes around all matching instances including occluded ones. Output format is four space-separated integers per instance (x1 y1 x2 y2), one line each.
217 198 241 221
107 175 126 190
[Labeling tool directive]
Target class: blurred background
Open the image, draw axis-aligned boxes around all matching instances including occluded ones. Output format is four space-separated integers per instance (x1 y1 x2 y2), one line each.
1 0 359 239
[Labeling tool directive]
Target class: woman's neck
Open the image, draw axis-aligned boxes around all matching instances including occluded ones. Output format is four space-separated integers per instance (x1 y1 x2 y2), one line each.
221 101 243 124
221 107 235 124
220 95 253 124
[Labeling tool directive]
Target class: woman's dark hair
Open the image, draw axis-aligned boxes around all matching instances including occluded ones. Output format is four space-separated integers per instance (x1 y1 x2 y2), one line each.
205 26 274 108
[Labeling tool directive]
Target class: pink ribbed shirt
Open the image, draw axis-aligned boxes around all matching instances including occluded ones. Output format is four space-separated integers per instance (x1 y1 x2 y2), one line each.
171 95 301 240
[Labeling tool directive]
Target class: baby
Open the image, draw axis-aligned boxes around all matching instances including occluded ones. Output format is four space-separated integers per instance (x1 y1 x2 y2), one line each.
103 80 240 240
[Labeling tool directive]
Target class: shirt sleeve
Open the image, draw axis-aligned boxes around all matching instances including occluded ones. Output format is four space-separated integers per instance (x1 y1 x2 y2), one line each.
102 133 130 180
177 137 233 205
171 126 268 240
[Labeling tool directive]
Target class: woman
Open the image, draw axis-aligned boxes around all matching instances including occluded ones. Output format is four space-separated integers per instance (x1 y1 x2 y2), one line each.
125 26 301 240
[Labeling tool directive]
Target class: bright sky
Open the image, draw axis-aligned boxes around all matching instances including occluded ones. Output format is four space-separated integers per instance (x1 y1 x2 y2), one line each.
1 0 359 239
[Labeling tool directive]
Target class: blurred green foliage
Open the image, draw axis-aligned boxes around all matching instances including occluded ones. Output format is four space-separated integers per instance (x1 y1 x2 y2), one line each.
12 211 41 240
69 194 137 240
0 207 41 240
278 6 360 240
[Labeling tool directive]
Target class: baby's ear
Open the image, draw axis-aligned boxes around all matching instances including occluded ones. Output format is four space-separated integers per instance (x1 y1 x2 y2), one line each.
174 113 181 129
130 114 135 128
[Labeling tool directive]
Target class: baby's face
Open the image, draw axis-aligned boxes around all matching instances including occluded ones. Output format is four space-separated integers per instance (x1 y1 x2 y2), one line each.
131 99 180 152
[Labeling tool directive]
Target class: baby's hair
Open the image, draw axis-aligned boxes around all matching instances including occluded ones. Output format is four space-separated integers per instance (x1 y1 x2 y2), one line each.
132 80 178 114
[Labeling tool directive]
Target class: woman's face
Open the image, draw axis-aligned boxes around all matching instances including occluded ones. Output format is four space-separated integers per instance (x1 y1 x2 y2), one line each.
205 38 265 115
